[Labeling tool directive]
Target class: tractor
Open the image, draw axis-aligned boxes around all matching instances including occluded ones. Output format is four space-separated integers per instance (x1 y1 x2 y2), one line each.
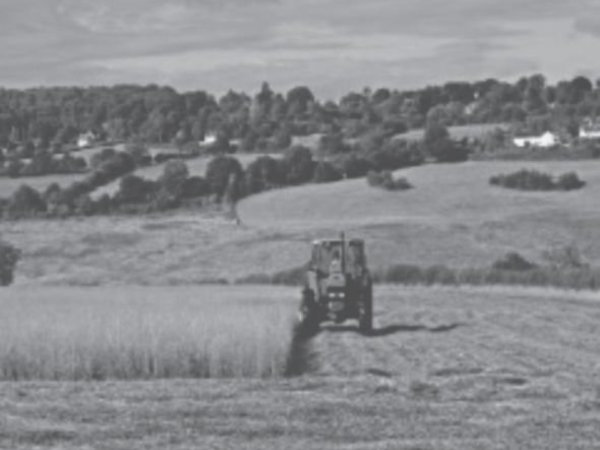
298 234 373 332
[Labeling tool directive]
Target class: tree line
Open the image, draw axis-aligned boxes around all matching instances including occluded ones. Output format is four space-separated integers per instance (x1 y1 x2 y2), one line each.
2 74 600 155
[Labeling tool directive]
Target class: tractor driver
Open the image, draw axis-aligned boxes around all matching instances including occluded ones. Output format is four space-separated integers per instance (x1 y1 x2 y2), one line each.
330 248 342 273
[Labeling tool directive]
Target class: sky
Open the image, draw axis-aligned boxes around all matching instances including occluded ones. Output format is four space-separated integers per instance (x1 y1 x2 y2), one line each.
1 0 600 99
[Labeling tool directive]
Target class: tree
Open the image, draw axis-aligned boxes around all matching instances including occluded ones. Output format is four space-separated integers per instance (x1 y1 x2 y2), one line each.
160 160 189 197
117 174 157 204
244 156 283 194
341 154 371 178
281 146 315 185
423 123 468 163
205 155 243 201
286 86 314 115
0 240 20 286
181 176 209 199
6 185 47 218
313 161 342 183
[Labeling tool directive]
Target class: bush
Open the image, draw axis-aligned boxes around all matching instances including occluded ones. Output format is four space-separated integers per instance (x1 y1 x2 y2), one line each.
313 161 342 183
205 155 244 201
181 176 209 199
492 252 537 271
5 185 47 219
556 172 586 190
367 170 412 191
0 240 20 286
281 146 315 185
115 175 157 204
490 169 585 191
340 154 372 178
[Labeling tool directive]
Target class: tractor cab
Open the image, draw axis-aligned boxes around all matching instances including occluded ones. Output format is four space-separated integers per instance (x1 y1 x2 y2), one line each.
309 237 367 278
300 234 373 332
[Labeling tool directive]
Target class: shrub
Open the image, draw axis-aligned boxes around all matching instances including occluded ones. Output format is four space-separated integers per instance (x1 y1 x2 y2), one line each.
340 154 372 178
556 172 586 190
281 146 315 185
5 185 47 219
0 240 20 286
116 175 157 204
160 160 189 197
313 161 343 183
492 252 537 271
244 156 284 194
205 155 244 201
490 169 585 191
181 176 209 199
367 170 412 191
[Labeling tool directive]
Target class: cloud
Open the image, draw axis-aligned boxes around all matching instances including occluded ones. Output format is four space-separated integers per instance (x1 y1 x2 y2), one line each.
0 0 598 95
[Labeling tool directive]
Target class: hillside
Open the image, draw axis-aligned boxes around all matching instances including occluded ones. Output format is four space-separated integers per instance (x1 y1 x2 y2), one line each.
238 160 600 269
2 285 600 449
3 160 600 286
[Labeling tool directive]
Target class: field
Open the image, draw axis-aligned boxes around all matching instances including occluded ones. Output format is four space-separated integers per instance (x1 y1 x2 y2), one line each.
0 286 295 381
2 159 600 448
3 160 600 286
393 123 509 142
2 285 600 449
0 151 272 199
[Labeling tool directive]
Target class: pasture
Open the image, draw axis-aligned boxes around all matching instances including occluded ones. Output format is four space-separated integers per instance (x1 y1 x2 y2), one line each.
0 285 296 380
2 285 600 449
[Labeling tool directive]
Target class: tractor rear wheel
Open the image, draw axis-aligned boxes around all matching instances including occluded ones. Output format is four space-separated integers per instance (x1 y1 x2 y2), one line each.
358 286 373 333
298 288 320 334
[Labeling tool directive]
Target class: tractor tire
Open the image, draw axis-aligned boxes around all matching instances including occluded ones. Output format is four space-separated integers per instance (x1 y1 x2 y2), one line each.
298 288 320 334
358 285 373 333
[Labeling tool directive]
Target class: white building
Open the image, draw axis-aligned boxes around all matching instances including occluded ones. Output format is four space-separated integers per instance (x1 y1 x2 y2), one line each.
513 131 558 148
579 124 600 140
77 131 96 149
199 133 217 147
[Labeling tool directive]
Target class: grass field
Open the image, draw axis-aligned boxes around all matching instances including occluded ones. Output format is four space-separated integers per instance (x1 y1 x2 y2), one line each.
2 285 600 449
393 123 509 142
0 286 295 380
91 152 275 198
0 150 272 199
3 160 600 286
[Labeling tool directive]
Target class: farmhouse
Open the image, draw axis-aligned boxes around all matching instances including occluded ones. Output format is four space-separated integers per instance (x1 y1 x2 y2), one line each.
513 131 557 148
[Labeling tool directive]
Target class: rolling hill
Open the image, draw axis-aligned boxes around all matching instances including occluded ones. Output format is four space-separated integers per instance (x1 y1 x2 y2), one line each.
238 160 600 270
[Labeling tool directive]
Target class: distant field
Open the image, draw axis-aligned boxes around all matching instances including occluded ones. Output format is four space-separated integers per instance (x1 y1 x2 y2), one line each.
238 160 600 270
0 285 295 380
4 160 600 286
2 285 600 449
394 123 509 142
0 172 85 197
92 152 275 198
0 149 273 199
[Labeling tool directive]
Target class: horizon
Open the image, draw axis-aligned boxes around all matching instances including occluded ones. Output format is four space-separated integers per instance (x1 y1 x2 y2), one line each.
1 0 600 99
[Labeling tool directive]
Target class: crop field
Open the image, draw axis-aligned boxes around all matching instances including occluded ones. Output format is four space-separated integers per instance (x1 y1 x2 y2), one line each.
2 285 600 449
0 285 296 381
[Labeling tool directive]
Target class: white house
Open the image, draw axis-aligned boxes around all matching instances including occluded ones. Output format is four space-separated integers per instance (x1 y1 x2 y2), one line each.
579 122 600 140
77 131 96 149
513 131 558 148
199 133 217 147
